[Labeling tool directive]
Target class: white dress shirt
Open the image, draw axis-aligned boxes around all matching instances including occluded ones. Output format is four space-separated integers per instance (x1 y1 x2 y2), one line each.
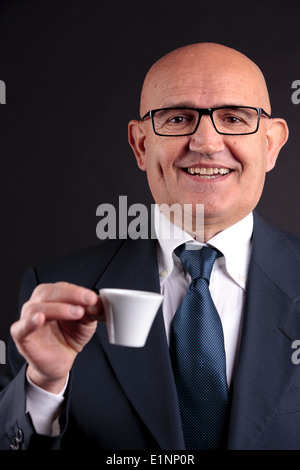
26 206 253 435
155 205 253 386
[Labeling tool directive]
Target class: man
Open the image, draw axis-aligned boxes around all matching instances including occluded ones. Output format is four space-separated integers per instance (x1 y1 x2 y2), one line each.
1 42 298 450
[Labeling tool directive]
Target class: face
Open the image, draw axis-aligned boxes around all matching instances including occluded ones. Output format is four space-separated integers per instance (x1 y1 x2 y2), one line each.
129 45 288 239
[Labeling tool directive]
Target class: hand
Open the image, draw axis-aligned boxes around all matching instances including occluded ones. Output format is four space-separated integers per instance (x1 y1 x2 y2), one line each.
10 282 104 393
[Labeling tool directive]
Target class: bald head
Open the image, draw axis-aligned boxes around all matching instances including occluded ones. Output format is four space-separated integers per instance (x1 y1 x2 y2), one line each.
140 43 271 117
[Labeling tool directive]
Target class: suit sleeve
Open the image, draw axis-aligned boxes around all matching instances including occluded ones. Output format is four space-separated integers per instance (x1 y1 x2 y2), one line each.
0 267 70 450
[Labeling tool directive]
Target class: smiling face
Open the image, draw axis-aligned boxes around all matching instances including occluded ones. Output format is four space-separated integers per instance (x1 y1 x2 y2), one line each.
129 43 289 240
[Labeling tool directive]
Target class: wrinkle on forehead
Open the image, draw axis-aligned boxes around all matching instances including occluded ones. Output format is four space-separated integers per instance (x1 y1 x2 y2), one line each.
140 43 271 116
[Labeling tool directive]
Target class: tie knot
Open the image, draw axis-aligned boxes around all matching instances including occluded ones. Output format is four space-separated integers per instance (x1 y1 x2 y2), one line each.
174 244 220 282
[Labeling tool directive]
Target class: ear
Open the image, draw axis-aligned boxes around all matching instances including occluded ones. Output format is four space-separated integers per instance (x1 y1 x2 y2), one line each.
128 119 147 171
265 118 289 172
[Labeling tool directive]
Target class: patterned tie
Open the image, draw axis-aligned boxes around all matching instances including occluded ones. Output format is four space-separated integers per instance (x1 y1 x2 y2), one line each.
170 244 229 450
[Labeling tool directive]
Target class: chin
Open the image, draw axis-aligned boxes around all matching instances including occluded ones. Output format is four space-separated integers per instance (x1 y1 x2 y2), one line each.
202 205 234 223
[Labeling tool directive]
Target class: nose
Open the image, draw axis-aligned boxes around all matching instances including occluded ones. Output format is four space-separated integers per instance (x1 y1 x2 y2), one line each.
189 114 225 154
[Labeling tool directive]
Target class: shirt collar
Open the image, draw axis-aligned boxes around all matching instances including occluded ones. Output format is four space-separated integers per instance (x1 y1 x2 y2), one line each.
154 205 253 290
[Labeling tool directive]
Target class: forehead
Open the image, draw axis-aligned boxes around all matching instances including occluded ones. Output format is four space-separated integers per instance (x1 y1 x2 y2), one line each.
141 53 267 112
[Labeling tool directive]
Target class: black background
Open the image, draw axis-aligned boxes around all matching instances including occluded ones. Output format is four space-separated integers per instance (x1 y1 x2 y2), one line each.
1 0 300 342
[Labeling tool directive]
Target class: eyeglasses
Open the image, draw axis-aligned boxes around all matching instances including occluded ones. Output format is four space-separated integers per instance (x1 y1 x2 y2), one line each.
141 106 271 136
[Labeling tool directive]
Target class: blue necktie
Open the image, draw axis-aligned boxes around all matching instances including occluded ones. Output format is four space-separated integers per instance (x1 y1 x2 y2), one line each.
170 244 229 450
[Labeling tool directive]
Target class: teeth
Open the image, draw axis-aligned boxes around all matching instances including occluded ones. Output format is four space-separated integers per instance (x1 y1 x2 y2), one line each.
187 167 230 176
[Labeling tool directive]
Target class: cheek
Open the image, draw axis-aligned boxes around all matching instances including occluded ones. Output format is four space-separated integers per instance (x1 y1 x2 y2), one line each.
143 152 165 182
142 147 168 192
230 136 267 176
143 142 183 204
144 139 178 175
228 140 268 200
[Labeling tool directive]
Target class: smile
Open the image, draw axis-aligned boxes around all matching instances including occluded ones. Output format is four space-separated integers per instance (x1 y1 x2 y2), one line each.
184 167 232 179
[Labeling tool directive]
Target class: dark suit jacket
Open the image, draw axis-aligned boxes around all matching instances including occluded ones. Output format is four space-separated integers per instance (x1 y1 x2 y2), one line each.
2 212 300 450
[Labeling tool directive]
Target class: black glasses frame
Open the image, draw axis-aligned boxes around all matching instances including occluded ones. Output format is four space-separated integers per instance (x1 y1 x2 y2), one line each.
141 106 271 136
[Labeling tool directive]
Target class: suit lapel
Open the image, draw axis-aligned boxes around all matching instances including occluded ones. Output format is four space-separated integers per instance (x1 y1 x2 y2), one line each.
228 213 300 449
94 237 185 450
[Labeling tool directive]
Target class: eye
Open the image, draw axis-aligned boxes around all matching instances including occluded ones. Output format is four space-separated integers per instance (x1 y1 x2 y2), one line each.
154 108 198 132
168 112 195 125
216 107 254 126
169 115 187 124
223 114 243 124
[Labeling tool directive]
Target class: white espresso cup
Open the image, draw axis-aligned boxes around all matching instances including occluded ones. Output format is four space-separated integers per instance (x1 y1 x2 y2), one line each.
100 288 163 347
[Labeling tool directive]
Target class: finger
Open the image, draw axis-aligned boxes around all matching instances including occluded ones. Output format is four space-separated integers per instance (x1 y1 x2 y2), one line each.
22 301 85 321
85 296 106 322
31 282 98 307
10 312 45 344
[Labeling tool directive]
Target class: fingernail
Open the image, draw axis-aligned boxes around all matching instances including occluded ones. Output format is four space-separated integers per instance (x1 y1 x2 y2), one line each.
32 313 40 324
69 305 84 316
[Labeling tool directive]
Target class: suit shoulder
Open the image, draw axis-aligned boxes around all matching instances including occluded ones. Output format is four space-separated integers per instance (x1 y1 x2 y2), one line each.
33 239 126 287
254 213 300 255
282 230 300 244
280 230 300 254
